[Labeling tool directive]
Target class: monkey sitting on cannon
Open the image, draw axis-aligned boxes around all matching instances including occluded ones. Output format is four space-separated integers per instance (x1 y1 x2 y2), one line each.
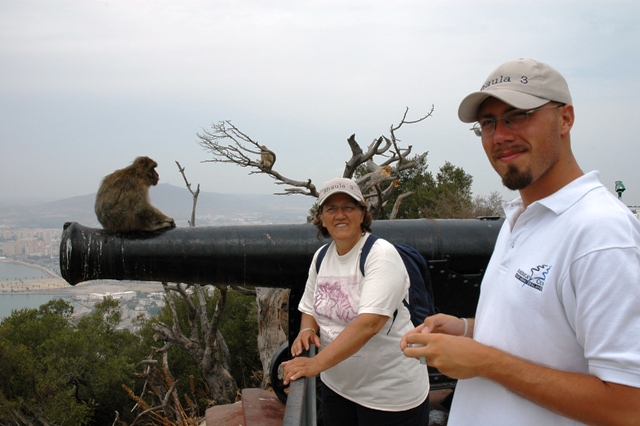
95 156 176 233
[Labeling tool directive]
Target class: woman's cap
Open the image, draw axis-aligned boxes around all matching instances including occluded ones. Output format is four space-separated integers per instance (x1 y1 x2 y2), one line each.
458 58 572 123
317 178 365 206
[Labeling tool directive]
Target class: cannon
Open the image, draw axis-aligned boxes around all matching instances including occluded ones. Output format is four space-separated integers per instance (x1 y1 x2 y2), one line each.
60 218 502 336
60 218 503 394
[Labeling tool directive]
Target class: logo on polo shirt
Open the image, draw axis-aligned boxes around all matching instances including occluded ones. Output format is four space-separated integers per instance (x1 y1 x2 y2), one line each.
515 264 552 292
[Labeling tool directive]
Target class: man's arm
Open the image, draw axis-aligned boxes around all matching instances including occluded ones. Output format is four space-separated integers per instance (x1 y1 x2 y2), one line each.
486 343 640 426
403 331 640 426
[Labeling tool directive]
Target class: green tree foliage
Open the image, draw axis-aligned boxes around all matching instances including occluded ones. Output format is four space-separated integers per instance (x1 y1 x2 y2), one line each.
421 161 474 219
372 156 436 220
0 298 150 425
355 157 503 219
221 290 262 389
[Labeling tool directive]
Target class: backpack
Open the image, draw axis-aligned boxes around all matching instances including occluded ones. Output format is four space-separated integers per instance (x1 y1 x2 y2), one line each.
315 234 435 328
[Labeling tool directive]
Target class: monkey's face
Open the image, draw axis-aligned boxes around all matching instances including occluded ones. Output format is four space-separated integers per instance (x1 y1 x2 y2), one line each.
134 157 160 186
148 167 159 186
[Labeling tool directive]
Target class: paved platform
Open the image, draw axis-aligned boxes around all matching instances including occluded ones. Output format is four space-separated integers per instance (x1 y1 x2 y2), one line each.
205 388 450 426
205 388 285 426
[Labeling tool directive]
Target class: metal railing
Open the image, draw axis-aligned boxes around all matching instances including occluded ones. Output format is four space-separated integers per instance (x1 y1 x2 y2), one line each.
283 344 317 426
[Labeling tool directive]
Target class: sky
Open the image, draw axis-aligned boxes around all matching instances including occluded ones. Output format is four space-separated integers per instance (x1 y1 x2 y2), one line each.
1 0 639 207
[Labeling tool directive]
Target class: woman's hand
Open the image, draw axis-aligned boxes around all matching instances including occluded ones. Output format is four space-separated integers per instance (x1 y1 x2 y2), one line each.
291 328 322 357
282 356 323 385
284 313 387 384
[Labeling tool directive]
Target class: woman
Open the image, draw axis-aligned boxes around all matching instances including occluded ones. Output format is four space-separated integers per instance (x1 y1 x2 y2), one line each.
282 177 429 426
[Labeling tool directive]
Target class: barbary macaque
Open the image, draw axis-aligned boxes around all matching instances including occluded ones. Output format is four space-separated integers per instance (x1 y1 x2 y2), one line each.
95 156 176 233
259 145 276 171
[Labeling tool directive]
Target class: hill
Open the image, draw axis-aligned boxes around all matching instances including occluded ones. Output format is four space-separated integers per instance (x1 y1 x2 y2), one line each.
0 184 313 228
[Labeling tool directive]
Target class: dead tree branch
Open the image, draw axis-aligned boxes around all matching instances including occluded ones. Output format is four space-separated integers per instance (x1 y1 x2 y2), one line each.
127 161 250 425
176 161 200 227
150 282 236 405
230 285 257 296
197 120 319 197
197 108 432 219
351 107 433 217
125 357 202 426
389 191 414 220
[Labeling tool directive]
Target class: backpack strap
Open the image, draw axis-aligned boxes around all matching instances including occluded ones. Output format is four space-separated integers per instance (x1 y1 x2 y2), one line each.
358 234 378 276
317 235 379 275
358 235 401 335
315 243 331 274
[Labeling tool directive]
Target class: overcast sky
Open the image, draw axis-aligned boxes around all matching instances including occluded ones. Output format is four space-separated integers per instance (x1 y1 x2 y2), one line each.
1 1 639 207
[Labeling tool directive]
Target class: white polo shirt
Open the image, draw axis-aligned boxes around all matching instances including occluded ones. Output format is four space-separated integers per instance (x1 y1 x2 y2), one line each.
449 171 640 426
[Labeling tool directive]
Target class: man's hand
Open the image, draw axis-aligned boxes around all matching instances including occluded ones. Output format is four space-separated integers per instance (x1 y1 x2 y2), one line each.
402 329 492 379
402 315 640 425
424 313 471 336
400 313 483 378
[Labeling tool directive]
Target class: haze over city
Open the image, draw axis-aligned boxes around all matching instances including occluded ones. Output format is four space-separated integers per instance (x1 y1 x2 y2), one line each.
1 1 639 206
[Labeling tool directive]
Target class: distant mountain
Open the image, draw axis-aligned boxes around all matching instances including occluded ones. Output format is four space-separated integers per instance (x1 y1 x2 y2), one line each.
0 184 313 228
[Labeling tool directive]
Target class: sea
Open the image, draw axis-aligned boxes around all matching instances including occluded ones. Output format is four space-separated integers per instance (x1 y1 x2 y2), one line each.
0 261 70 320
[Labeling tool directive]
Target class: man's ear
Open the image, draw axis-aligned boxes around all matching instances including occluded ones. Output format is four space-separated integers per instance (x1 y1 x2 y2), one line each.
559 104 575 136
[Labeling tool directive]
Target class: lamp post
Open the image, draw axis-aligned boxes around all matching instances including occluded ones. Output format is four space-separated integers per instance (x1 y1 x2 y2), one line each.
615 181 626 200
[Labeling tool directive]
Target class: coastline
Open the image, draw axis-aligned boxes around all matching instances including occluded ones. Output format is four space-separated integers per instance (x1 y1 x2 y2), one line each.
0 279 165 295
0 259 164 295
0 258 59 279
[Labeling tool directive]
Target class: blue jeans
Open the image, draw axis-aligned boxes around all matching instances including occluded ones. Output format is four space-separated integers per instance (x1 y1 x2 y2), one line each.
320 382 429 426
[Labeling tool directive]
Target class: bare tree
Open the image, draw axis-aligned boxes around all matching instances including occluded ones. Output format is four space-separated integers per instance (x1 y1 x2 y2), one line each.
255 287 289 389
389 191 415 220
129 163 238 420
124 354 201 425
176 161 200 227
421 190 506 219
151 281 237 405
197 122 318 197
197 107 433 219
470 191 505 217
196 109 434 389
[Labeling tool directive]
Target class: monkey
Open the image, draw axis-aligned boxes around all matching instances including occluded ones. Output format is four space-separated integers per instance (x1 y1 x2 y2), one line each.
259 145 276 171
95 156 176 233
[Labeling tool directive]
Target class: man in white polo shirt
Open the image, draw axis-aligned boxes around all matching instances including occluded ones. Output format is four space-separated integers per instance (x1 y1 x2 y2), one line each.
402 58 640 425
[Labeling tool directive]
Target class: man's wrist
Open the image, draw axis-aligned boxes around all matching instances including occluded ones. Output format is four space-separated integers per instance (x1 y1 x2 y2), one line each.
460 317 469 337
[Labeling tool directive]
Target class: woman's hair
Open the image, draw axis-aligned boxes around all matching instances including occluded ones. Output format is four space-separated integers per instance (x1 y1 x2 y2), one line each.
313 198 373 239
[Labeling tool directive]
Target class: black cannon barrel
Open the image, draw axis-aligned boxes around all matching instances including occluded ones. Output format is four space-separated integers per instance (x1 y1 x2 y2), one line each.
60 218 502 289
61 218 503 346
